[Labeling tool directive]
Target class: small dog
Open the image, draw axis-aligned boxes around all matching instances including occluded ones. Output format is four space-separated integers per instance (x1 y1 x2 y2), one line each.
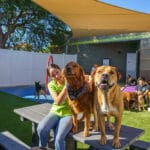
34 81 47 100
62 61 95 137
93 65 123 148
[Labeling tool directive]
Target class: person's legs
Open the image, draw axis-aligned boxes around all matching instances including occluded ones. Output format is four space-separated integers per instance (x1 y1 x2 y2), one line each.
37 112 59 147
54 116 72 150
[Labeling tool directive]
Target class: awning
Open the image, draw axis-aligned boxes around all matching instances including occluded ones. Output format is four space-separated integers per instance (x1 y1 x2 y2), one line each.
32 0 150 39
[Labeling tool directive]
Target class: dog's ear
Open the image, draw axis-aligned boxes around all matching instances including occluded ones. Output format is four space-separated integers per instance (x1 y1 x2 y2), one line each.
118 72 122 80
61 68 65 78
79 67 84 76
91 67 97 78
61 68 67 82
79 66 85 81
114 67 121 80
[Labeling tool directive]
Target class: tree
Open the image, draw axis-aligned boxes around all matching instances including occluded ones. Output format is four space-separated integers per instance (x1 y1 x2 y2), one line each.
0 0 71 51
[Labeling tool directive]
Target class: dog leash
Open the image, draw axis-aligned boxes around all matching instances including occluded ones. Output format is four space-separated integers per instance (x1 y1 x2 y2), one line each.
45 55 53 94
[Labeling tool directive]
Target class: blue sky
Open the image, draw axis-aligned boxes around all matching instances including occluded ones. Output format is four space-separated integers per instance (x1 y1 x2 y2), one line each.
99 0 150 14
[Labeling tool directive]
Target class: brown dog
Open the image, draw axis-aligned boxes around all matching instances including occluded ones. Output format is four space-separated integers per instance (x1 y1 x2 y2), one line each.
62 61 94 137
93 65 123 148
122 91 137 110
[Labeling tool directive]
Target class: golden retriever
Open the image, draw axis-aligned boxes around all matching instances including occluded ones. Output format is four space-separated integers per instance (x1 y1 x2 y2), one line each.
62 61 94 137
93 65 124 148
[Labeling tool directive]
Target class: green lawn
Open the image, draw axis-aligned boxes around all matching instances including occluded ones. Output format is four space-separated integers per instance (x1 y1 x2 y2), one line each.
0 91 150 149
0 91 36 145
122 110 150 142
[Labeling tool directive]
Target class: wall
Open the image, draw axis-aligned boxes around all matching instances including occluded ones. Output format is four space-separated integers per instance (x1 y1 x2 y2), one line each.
0 49 77 87
75 41 140 81
139 39 150 81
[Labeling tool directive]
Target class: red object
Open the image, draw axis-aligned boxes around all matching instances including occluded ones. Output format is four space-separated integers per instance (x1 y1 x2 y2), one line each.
45 55 53 94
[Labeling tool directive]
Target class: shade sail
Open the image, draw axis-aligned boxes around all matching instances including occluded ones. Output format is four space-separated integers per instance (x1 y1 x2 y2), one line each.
32 0 150 39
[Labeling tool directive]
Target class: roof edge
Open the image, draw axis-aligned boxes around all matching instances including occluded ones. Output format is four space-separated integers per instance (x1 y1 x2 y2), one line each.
70 32 150 46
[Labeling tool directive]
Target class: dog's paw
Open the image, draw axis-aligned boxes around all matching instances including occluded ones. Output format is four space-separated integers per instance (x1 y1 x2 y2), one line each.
100 136 107 145
112 138 121 148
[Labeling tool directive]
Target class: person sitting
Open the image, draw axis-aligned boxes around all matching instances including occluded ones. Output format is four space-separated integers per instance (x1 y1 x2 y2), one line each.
136 76 150 109
37 64 72 150
126 74 137 86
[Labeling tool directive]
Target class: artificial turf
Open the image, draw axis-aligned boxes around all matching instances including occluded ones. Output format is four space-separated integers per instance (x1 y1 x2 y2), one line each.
0 91 149 149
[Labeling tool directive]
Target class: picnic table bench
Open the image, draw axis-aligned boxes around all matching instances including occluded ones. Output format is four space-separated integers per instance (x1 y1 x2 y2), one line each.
14 103 145 150
0 131 30 150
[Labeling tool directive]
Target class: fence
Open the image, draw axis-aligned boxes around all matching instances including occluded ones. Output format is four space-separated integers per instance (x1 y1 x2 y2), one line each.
0 49 77 87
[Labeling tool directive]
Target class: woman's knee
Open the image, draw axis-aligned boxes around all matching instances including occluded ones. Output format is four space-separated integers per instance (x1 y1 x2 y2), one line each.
37 113 57 135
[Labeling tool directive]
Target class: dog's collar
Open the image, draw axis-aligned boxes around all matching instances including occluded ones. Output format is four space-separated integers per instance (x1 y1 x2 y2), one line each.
67 83 86 100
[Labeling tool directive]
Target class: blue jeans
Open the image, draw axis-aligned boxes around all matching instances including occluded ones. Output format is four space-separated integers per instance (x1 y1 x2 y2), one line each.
37 112 72 150
144 95 150 108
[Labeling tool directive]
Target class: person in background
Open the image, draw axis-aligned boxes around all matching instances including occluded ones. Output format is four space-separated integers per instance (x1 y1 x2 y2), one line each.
37 64 72 150
136 76 150 109
126 74 137 86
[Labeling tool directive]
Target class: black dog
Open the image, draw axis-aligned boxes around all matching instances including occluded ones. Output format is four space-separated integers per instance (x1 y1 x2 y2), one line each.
34 81 47 100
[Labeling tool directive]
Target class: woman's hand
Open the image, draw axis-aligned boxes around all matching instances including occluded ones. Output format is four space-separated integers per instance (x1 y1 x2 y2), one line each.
51 86 67 105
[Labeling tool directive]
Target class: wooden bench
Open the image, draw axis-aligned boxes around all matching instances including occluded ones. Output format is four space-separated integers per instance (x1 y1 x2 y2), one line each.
130 140 150 150
14 103 145 150
0 131 30 150
68 124 146 150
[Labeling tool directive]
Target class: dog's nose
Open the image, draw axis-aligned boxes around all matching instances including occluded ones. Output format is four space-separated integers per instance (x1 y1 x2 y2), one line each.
66 66 71 73
102 73 108 79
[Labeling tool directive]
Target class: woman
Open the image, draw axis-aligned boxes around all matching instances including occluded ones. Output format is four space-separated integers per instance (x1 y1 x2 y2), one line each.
37 64 72 150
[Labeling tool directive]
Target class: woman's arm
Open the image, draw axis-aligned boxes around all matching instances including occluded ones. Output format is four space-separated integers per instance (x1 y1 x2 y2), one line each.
51 86 67 105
